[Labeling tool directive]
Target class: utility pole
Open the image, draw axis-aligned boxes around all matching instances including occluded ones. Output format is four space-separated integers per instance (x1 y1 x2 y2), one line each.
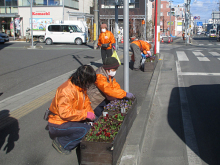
115 0 119 50
30 0 33 48
123 0 129 92
93 0 98 49
169 1 173 36
144 0 147 40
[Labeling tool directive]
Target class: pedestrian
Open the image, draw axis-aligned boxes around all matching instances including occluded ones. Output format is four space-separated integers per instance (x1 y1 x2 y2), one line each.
182 32 185 40
47 65 96 155
87 57 134 117
130 40 152 71
97 24 116 63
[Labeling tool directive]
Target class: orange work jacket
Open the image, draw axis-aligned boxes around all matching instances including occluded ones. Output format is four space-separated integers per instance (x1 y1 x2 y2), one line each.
131 40 152 54
48 79 94 125
98 30 115 50
95 73 127 99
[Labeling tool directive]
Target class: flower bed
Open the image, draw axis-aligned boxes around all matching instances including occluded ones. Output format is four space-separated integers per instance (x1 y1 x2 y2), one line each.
143 54 158 72
80 98 137 165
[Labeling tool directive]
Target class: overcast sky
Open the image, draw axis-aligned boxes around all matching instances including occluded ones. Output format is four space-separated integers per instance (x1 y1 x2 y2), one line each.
171 0 219 23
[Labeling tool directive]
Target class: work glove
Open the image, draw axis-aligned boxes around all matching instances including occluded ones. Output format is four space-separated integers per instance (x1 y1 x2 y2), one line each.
147 51 152 56
86 112 96 121
112 43 116 50
126 92 134 99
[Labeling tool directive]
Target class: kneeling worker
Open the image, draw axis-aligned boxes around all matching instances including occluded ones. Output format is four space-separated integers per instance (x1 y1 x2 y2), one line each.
87 57 134 117
48 65 96 155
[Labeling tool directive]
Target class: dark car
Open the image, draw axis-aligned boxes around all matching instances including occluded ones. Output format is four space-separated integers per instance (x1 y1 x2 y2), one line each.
0 32 9 42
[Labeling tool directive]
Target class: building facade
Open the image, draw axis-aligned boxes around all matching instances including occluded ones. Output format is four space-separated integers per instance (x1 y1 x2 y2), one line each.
99 0 153 39
0 0 93 37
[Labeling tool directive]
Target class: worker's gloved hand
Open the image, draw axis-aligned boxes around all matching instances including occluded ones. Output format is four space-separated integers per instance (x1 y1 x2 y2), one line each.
147 51 152 56
112 43 116 50
87 112 96 121
126 92 134 99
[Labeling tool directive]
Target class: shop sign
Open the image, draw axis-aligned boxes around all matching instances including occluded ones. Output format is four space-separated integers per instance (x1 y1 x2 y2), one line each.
32 12 50 15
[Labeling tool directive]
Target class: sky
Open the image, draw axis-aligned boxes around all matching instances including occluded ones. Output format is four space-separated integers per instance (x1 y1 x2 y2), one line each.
172 0 219 23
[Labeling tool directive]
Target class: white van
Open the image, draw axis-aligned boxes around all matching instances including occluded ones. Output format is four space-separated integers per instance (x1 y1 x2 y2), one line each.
44 24 87 45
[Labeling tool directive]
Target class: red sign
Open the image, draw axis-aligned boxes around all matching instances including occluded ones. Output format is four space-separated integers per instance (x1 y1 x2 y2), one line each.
32 12 50 15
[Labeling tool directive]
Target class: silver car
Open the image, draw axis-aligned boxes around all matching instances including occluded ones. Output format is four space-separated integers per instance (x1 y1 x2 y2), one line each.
0 32 9 42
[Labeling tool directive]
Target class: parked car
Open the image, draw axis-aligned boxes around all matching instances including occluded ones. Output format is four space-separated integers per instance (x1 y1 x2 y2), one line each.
0 36 5 44
197 31 201 35
44 24 87 45
0 32 9 42
205 32 209 37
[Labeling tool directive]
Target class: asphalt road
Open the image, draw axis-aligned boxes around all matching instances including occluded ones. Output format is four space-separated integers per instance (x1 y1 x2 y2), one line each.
0 42 101 101
0 41 152 165
140 37 220 165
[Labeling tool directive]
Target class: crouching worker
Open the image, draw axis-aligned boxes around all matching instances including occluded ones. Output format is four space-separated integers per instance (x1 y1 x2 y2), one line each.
87 57 134 117
130 40 152 71
48 65 96 155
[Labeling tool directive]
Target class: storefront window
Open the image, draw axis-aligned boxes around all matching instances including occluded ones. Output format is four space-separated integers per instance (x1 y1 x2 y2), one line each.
48 0 61 6
0 0 5 6
18 0 30 6
64 0 78 9
0 7 6 13
6 7 18 13
5 0 18 6
33 0 47 6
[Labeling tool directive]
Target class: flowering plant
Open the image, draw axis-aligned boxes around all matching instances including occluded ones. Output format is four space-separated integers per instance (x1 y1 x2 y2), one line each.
145 55 157 63
85 98 135 142
85 113 124 142
104 99 134 112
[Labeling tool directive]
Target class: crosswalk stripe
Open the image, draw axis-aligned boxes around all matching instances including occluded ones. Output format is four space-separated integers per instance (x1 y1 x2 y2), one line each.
192 52 210 61
199 44 204 45
218 58 220 60
197 57 210 61
192 52 205 56
176 51 189 61
209 52 220 56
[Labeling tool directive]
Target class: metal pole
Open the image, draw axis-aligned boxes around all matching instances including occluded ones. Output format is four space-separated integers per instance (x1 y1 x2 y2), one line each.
169 1 172 36
123 0 129 92
93 0 98 49
144 0 147 40
154 0 158 55
115 1 118 50
62 0 64 23
31 0 33 48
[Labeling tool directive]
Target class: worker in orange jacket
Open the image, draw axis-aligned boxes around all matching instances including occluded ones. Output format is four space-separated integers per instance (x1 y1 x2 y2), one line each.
48 65 96 155
87 57 134 117
130 40 152 71
98 24 116 63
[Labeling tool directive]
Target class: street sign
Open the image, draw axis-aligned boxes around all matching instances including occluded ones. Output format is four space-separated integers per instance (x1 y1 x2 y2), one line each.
189 25 191 28
198 16 200 20
197 22 203 26
194 16 197 19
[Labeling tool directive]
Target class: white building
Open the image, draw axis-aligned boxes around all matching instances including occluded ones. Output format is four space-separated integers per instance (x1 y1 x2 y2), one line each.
0 0 93 37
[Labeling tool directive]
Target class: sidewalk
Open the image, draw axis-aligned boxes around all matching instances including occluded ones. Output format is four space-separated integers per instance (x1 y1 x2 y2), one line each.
0 43 158 164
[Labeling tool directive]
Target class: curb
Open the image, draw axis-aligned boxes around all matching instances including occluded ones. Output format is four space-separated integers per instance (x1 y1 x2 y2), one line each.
119 56 162 165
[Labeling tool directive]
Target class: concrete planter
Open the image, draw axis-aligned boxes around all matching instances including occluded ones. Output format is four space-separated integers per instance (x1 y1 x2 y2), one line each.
143 55 158 72
80 98 137 165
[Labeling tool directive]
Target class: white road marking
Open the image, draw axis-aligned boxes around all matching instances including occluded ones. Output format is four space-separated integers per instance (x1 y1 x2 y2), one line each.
192 52 210 61
218 58 220 60
208 44 213 45
192 52 204 56
179 72 220 76
209 52 220 56
197 57 210 61
199 44 204 45
176 61 202 165
176 51 189 61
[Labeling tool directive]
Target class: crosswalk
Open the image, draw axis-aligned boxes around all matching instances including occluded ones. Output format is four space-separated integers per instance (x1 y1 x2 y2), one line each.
176 51 220 62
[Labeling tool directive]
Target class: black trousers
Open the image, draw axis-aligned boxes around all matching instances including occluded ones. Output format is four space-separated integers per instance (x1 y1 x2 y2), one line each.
101 49 112 63
94 99 109 117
